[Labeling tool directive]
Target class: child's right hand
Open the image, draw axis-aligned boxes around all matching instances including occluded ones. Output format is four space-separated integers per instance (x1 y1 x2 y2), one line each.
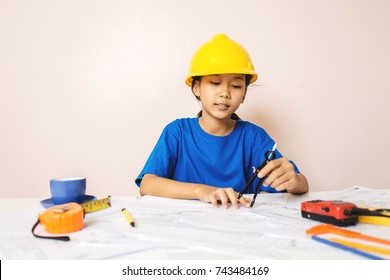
195 185 251 209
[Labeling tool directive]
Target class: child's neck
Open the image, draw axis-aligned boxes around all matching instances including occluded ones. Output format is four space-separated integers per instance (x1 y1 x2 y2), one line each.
198 116 236 136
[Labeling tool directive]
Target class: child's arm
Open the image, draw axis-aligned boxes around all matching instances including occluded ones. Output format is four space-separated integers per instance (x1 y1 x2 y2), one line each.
257 158 309 194
140 174 251 208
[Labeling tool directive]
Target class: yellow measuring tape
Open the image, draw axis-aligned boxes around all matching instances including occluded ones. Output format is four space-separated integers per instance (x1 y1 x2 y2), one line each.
80 196 111 213
357 206 390 226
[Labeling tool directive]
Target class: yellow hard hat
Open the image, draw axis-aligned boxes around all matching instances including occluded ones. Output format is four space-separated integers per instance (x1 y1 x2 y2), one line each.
185 34 258 86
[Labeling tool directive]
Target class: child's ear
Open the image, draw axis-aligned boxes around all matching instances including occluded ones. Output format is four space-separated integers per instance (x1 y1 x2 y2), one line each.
192 80 201 98
241 93 247 103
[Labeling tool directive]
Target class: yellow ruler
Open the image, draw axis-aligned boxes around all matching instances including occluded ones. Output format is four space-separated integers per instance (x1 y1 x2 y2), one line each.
80 196 111 213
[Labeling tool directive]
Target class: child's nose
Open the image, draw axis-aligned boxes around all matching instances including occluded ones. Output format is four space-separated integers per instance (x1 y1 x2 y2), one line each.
219 84 231 98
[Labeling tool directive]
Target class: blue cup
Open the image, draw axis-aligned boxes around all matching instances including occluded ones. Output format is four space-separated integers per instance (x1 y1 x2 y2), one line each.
50 177 86 205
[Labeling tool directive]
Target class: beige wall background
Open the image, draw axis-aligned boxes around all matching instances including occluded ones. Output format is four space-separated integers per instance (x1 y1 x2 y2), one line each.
1 0 390 199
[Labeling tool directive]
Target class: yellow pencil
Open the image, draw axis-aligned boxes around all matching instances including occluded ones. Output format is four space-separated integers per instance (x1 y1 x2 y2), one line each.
329 237 390 256
122 208 135 227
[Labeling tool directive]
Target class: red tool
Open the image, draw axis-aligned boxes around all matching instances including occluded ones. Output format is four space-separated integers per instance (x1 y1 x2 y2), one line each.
301 200 358 226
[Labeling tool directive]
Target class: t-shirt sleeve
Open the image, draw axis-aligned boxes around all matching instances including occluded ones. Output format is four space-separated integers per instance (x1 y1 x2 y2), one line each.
135 123 180 187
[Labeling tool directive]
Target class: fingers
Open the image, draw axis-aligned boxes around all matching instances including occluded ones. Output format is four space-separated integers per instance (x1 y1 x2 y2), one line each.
217 188 230 208
257 158 282 178
206 187 250 209
238 196 251 208
208 194 220 208
257 158 297 192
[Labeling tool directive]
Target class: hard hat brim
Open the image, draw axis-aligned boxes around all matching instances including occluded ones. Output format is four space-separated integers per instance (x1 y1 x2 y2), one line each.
185 71 258 87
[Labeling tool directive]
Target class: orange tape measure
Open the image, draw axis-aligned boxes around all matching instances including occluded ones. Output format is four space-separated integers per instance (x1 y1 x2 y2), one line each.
32 196 111 241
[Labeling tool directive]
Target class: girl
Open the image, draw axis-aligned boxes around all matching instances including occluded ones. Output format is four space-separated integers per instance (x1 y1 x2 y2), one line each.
135 34 308 208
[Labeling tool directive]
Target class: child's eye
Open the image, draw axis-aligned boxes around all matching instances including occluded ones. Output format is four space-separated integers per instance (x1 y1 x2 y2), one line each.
210 81 221 85
232 85 242 89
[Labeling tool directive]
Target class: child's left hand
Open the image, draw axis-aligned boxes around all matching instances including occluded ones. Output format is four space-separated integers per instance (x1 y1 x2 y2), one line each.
257 158 308 194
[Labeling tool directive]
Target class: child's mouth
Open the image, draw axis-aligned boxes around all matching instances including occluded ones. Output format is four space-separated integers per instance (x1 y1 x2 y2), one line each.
215 103 230 110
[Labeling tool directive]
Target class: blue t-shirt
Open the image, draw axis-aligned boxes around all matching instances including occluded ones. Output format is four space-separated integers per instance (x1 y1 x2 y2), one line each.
135 118 299 194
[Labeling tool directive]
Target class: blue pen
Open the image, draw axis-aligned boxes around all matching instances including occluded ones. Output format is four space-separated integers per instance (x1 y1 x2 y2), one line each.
311 235 385 260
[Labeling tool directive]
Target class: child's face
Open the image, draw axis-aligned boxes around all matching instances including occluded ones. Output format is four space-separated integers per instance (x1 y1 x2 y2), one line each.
193 74 246 121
